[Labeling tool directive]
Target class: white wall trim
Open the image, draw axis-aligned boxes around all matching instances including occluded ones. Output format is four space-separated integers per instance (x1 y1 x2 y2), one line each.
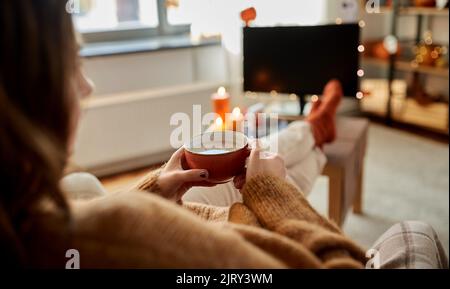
82 81 226 109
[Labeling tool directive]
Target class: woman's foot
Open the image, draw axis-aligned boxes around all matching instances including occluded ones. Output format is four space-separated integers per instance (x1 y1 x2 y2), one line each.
306 80 343 147
321 79 343 113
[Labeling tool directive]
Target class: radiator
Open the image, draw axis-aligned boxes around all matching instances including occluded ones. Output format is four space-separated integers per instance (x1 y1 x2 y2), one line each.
72 82 225 176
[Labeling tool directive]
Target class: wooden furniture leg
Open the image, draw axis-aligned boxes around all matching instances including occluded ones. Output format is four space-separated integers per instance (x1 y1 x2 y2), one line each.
324 165 344 227
353 163 364 214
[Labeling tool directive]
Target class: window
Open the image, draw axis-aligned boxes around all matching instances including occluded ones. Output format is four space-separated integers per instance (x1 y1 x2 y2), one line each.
167 0 196 26
73 0 159 32
73 0 325 44
73 0 191 43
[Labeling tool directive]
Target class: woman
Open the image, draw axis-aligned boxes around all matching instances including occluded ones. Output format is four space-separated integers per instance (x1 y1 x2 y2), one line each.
1 1 446 269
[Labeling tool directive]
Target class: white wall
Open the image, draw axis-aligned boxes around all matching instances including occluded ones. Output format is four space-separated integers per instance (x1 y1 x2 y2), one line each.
83 50 195 96
83 45 228 96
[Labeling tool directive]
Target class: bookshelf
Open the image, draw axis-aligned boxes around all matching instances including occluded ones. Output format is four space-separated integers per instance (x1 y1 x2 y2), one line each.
359 0 449 135
363 56 449 77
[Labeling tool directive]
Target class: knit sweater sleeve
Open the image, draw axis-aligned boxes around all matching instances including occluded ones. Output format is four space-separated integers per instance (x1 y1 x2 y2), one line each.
132 167 164 193
70 190 286 268
130 167 228 221
238 175 367 268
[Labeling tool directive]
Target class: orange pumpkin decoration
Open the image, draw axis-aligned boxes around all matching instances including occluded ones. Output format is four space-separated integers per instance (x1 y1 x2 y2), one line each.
241 7 257 26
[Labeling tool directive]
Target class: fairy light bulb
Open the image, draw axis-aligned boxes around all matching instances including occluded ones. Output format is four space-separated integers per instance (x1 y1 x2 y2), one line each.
358 44 365 53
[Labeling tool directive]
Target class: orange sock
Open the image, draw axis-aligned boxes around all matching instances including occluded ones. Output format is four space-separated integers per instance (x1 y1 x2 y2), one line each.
306 80 342 147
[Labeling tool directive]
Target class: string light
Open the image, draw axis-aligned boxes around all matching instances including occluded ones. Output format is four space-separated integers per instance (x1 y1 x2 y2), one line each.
358 20 366 28
335 17 343 25
356 92 364 99
358 44 365 53
420 46 427 54
311 95 319 102
357 69 365 77
424 31 433 45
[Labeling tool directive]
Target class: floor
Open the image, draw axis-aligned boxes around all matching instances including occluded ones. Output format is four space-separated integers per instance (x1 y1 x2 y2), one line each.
101 123 449 255
308 123 449 255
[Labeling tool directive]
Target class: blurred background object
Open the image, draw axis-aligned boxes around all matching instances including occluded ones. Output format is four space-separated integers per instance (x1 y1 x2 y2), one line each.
240 7 257 26
414 0 437 7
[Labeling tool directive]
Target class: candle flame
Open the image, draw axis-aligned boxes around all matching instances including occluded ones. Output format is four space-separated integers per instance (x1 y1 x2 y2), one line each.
217 87 226 97
232 107 241 118
215 117 223 127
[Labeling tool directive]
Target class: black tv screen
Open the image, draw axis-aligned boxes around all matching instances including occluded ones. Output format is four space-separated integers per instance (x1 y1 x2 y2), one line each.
243 24 360 98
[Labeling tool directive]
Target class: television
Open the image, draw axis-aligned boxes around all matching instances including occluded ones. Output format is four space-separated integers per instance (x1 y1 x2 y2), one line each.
243 24 360 113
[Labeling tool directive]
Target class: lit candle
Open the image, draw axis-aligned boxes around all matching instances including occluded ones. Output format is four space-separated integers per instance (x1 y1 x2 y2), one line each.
230 107 244 132
212 87 231 122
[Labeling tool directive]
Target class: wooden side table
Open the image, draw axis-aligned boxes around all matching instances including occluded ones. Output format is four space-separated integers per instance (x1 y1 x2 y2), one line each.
322 117 369 226
233 104 369 226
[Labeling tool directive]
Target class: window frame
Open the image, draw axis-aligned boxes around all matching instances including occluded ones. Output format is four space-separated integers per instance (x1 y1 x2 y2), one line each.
78 0 190 43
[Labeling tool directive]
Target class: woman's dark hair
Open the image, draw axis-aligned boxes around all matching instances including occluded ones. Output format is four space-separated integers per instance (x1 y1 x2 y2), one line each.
0 0 77 266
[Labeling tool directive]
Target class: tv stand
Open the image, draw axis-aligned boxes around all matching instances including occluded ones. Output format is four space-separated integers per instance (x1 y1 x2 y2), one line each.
298 94 307 115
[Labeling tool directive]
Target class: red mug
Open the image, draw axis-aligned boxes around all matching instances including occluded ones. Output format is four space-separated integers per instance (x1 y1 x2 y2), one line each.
183 131 250 183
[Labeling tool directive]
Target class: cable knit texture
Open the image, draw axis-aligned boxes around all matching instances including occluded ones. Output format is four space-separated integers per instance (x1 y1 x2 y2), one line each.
27 169 367 268
133 167 164 193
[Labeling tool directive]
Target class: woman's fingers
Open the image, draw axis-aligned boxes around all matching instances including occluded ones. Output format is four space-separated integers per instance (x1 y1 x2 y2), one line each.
175 169 209 183
249 138 262 153
166 147 185 169
187 181 217 188
233 173 246 190
248 140 261 168
246 138 286 182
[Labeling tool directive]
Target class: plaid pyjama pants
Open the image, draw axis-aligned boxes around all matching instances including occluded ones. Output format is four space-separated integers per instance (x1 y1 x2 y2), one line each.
369 221 448 269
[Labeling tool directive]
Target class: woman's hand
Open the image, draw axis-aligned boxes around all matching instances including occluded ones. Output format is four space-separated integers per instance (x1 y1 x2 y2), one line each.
233 140 287 189
156 147 214 203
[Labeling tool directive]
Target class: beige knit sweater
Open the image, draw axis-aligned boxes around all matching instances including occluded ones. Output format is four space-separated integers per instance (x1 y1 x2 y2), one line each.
26 169 367 268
